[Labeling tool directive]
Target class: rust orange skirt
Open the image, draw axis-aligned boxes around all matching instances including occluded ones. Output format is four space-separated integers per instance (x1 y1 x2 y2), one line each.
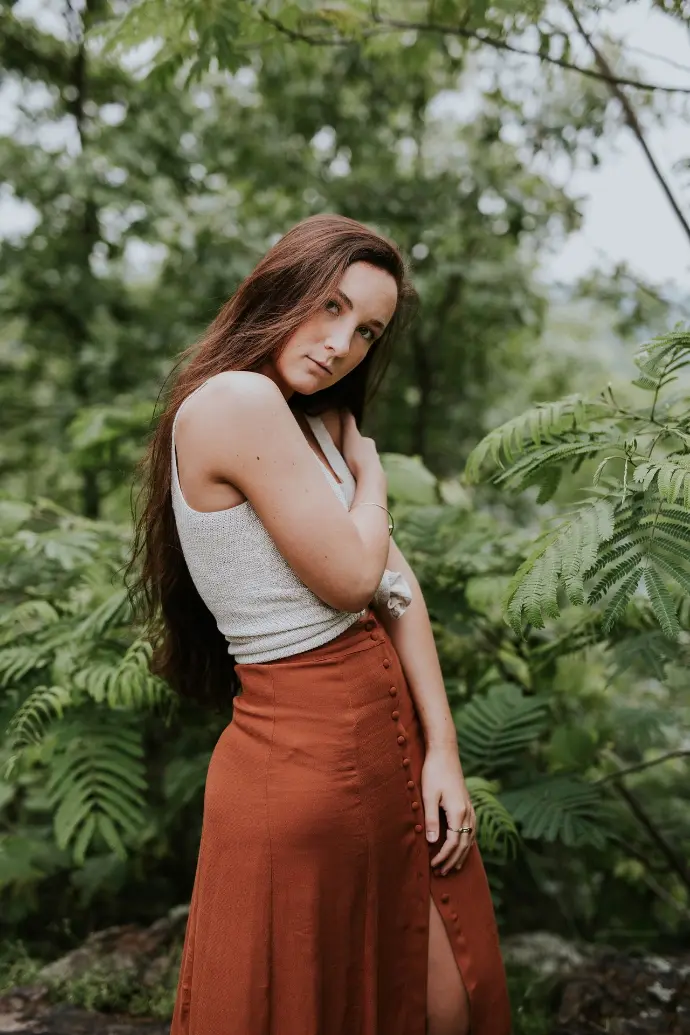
170 609 511 1035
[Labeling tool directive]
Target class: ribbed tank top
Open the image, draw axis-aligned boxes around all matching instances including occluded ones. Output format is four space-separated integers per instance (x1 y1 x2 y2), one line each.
170 379 413 664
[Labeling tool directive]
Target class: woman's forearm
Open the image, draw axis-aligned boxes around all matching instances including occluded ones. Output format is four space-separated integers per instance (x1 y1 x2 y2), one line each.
373 538 462 760
348 464 392 601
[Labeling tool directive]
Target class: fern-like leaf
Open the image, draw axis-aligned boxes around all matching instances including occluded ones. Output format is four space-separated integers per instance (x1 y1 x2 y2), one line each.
500 776 611 848
601 569 642 632
633 329 690 392
0 646 49 687
464 776 519 861
505 500 614 632
73 587 130 640
642 562 680 638
0 600 60 643
75 639 174 710
5 684 73 750
634 456 690 506
455 684 549 775
465 396 603 483
47 718 147 864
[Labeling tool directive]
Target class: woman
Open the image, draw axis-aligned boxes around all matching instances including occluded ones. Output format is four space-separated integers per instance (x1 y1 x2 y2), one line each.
131 213 511 1035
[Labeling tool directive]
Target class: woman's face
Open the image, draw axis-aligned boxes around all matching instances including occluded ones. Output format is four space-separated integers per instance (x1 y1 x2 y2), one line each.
261 261 398 399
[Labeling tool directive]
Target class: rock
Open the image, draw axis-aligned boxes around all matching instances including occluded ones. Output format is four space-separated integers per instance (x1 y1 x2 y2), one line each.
503 932 690 1033
4 917 689 1033
0 906 189 1035
38 906 188 986
0 1001 168 1034
553 950 690 1034
502 930 593 978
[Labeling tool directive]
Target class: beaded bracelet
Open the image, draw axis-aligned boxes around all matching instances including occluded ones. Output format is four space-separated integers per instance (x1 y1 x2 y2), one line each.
351 502 394 536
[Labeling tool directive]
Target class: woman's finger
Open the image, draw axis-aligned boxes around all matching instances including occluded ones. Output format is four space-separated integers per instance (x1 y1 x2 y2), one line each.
442 836 473 874
430 828 460 868
422 786 442 846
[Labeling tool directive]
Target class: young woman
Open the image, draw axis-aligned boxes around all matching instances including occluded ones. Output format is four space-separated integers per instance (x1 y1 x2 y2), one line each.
132 213 511 1035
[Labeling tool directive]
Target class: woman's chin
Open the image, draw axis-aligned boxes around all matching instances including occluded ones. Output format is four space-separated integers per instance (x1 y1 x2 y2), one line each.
286 372 327 395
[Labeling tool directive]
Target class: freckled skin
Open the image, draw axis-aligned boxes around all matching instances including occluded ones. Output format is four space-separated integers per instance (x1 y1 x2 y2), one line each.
258 262 398 401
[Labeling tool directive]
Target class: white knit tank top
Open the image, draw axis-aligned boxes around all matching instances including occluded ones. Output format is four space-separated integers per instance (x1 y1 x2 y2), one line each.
170 380 413 664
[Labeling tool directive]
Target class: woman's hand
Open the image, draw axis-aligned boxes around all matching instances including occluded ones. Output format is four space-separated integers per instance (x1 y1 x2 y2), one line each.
421 744 476 875
341 410 383 480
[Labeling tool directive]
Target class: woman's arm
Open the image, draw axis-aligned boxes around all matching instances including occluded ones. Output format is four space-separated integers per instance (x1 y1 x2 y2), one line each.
373 537 476 874
321 411 457 748
174 374 391 613
372 537 458 753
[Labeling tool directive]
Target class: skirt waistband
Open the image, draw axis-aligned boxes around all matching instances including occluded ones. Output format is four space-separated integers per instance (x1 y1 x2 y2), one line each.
234 607 385 677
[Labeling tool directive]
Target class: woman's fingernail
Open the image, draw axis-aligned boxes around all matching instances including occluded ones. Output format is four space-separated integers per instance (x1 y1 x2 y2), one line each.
427 831 437 841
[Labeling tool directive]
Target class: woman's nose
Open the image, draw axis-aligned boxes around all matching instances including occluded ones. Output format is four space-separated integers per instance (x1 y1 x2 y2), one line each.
325 329 352 357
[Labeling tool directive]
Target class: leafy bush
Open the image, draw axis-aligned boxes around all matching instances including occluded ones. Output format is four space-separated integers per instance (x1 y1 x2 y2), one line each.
1 366 688 945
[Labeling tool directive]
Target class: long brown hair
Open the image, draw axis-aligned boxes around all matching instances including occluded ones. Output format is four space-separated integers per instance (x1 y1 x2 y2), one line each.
127 213 417 711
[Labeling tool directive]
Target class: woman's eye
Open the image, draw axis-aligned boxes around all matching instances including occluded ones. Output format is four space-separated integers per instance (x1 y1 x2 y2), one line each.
359 327 375 342
325 299 340 314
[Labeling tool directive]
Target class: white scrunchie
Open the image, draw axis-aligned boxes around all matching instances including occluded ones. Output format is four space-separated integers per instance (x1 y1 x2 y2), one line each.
372 569 413 619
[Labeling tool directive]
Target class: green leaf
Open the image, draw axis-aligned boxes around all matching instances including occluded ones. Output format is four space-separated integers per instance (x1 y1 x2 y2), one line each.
642 563 680 639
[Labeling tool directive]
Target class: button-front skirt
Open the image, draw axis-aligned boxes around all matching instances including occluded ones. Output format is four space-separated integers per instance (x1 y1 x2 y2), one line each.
170 609 511 1035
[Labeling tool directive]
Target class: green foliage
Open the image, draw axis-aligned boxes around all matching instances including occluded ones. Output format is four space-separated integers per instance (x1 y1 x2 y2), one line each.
46 964 179 1020
467 328 690 638
500 776 610 849
505 500 615 631
394 451 689 944
0 501 175 866
505 963 558 1035
455 683 549 775
1 0 689 976
463 776 519 861
0 940 41 994
0 940 179 1020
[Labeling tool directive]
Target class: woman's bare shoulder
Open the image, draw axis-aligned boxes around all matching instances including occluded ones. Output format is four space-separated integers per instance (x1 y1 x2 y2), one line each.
177 371 285 431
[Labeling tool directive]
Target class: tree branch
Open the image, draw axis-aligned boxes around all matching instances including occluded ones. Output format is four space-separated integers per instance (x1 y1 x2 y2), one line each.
259 9 690 95
595 749 690 784
612 779 690 892
564 0 690 246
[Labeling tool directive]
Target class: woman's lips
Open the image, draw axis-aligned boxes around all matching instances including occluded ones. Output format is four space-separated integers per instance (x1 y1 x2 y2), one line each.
308 356 332 375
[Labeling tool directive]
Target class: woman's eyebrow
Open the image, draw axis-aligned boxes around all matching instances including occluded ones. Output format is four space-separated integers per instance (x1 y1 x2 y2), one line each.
336 289 385 331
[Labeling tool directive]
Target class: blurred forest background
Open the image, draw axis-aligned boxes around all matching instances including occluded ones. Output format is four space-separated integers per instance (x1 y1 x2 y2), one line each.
1 0 690 1031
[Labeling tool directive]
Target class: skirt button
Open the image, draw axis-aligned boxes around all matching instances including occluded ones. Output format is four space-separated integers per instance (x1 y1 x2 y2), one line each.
402 757 410 767
411 801 419 810
364 619 375 631
388 686 397 696
391 710 400 720
441 893 450 903
451 912 458 921
383 659 391 668
397 735 406 745
414 824 423 833
406 780 414 790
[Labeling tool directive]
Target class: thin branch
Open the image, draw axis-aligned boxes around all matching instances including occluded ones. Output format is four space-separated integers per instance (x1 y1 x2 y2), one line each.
642 871 690 919
564 0 690 247
539 16 690 76
258 10 358 46
612 779 690 892
595 748 690 784
626 43 690 75
371 13 690 95
608 832 669 875
259 9 690 95
618 268 690 323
